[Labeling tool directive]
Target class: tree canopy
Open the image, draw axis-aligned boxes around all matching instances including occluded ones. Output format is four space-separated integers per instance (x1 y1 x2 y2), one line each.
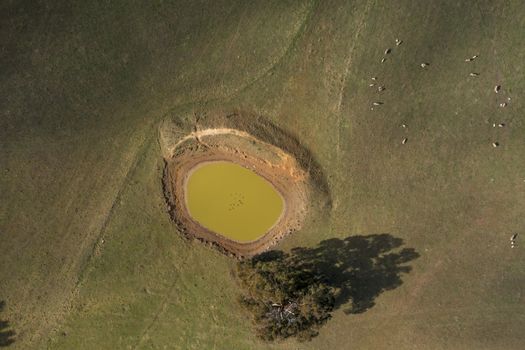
236 251 337 341
235 234 420 342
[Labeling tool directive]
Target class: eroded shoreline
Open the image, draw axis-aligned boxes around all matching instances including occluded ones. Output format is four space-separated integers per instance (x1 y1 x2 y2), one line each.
160 111 331 258
165 143 308 258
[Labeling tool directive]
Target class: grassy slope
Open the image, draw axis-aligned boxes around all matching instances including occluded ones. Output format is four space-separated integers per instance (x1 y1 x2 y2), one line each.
1 0 525 349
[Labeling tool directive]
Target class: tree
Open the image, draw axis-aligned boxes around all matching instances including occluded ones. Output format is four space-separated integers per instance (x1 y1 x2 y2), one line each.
236 251 336 341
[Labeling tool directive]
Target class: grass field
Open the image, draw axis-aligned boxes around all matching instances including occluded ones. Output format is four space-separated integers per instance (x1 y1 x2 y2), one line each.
1 1 525 349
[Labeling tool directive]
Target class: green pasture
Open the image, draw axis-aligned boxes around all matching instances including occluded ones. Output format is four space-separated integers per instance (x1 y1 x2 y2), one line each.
1 1 524 349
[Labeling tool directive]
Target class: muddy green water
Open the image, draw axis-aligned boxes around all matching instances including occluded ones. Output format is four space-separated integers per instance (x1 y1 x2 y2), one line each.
186 161 284 242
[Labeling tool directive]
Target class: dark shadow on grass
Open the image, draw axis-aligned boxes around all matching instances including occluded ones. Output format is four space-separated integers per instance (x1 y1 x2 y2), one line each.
257 233 420 314
0 301 15 347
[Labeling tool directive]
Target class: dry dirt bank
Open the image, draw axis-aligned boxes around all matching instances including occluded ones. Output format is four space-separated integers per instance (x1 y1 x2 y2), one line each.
160 111 331 257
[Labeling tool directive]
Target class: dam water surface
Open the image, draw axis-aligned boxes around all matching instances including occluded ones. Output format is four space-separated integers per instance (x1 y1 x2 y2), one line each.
186 161 284 242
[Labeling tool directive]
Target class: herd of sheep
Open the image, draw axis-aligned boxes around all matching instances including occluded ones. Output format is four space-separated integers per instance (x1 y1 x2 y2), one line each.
368 38 518 249
368 38 512 148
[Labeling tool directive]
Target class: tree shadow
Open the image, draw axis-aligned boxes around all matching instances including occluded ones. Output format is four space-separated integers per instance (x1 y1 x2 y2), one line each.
258 233 420 314
0 301 15 347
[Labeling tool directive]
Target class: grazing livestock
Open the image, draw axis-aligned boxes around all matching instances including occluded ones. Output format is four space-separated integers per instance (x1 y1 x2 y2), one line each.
469 72 479 77
385 48 391 55
395 39 403 46
402 138 408 144
369 83 375 87
492 142 500 147
381 58 386 63
420 62 429 68
372 77 377 80
494 85 501 93
373 102 383 106
510 233 518 241
498 123 505 127
378 86 385 91
499 102 507 108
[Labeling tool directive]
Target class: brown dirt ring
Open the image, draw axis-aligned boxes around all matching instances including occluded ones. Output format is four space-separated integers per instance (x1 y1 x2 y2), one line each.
161 126 309 258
